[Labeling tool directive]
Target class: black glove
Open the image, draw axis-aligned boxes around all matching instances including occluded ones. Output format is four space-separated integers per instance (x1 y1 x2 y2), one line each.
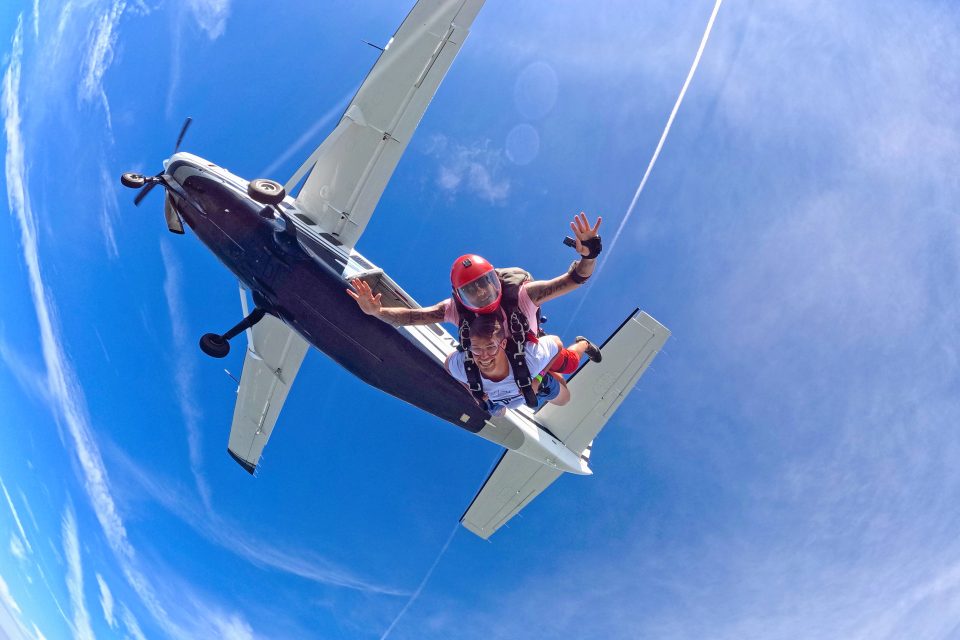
563 235 602 259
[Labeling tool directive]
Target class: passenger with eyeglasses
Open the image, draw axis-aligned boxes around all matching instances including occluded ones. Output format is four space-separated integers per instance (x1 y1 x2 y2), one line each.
444 314 595 415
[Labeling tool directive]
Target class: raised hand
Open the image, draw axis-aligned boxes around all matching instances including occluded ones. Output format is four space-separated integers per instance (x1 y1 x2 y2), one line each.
570 212 602 258
346 278 382 316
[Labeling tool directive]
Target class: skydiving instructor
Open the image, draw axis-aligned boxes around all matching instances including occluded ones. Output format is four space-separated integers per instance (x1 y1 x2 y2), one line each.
347 212 602 329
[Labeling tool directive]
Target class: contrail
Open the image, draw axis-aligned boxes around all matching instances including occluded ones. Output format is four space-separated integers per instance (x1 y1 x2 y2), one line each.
379 522 460 640
260 87 356 182
567 0 724 329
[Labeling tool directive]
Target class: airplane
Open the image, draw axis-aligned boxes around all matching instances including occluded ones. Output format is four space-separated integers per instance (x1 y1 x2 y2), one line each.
119 0 670 539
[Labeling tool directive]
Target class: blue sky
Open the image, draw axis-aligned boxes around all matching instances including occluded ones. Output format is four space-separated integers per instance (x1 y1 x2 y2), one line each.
1 0 959 638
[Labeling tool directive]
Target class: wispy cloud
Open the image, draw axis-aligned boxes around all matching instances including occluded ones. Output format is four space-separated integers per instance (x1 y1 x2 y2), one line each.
185 0 231 40
0 576 37 640
0 338 50 407
78 0 125 137
8 535 26 561
159 240 212 511
165 12 183 120
119 604 146 640
0 477 31 556
98 162 120 258
110 446 408 596
425 134 510 204
0 574 22 616
96 573 116 628
167 0 232 116
16 489 40 536
3 17 255 640
62 505 95 640
0 571 43 640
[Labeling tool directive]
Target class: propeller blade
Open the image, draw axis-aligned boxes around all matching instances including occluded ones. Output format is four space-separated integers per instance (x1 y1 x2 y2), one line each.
173 117 193 153
133 181 158 206
133 171 165 206
164 195 185 234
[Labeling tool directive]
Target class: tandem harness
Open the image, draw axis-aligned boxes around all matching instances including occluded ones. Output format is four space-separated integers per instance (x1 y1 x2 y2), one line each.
454 268 540 409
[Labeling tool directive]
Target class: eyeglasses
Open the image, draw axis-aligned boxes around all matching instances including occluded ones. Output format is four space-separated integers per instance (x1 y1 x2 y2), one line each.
469 340 504 357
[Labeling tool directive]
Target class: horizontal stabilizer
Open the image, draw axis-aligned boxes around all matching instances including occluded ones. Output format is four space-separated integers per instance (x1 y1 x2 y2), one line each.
461 451 563 539
227 313 310 473
535 310 670 456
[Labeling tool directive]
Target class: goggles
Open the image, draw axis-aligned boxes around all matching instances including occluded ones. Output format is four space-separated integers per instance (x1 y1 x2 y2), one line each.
456 271 501 312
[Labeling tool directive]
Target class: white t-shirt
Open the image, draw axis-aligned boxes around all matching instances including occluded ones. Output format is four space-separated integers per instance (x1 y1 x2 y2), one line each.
439 283 540 336
446 338 559 413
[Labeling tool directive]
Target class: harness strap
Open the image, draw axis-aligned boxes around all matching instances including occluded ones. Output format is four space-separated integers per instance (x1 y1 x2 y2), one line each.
505 310 538 408
458 318 487 406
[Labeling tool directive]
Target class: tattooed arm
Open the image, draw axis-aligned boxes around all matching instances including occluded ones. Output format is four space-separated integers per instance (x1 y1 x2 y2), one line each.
346 278 447 326
524 257 596 305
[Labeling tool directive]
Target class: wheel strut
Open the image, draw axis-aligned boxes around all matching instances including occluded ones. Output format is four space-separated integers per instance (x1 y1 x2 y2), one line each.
199 308 267 358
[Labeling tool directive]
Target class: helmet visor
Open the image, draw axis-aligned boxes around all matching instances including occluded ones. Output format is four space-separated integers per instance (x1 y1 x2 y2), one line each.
456 271 501 311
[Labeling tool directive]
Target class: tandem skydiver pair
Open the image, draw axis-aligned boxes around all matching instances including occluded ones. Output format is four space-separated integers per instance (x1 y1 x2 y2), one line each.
347 212 604 415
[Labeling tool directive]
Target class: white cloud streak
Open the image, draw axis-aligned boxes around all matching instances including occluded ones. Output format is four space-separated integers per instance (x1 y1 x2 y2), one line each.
379 523 459 640
62 505 95 640
98 162 120 258
9 535 26 561
186 0 231 40
119 604 146 640
96 573 115 628
111 447 408 596
0 571 39 640
79 0 125 136
0 477 32 555
265 87 356 185
159 240 212 512
0 337 51 407
3 17 254 640
0 574 22 615
566 0 724 330
16 489 40 536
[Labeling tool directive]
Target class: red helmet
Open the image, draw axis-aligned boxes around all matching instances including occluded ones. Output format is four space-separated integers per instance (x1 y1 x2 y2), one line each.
451 254 502 314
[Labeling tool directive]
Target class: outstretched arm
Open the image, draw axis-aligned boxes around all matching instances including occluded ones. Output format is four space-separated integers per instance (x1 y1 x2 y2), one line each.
346 278 446 326
525 212 602 306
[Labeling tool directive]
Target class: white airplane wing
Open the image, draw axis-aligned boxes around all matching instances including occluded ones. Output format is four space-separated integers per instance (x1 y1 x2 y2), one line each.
287 0 485 249
461 451 563 539
536 310 670 456
460 310 670 538
227 312 310 474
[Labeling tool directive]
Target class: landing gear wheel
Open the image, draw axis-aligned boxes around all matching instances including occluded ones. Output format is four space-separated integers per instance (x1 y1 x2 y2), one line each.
120 172 146 189
247 179 286 205
199 333 230 358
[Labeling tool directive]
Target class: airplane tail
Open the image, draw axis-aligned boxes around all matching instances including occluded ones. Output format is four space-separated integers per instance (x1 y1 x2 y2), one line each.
535 309 670 457
460 309 670 538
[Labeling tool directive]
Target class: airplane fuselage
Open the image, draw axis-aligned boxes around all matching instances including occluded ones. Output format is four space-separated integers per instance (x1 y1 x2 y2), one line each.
164 154 492 435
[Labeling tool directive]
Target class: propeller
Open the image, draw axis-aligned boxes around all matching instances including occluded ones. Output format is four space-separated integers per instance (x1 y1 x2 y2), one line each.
132 174 161 206
129 117 193 207
173 116 192 153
